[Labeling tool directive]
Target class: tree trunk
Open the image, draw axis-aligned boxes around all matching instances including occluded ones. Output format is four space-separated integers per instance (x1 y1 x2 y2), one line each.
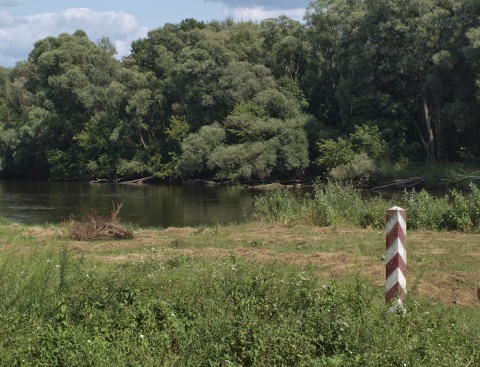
422 91 437 162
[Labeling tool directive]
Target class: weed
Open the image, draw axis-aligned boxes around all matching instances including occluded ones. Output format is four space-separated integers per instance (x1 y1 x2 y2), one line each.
252 188 307 226
168 239 188 249
250 239 266 248
0 216 12 225
253 181 480 232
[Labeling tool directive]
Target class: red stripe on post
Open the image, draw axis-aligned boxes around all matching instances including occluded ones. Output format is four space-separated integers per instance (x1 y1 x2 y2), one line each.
386 253 407 277
386 224 406 248
386 282 407 304
386 206 407 310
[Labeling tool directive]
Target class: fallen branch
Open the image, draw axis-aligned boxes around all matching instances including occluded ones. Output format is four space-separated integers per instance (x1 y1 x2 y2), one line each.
372 177 425 191
119 176 154 184
444 169 480 184
69 202 133 241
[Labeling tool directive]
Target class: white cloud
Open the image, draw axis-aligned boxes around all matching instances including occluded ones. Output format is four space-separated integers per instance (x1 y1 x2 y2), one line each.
0 10 15 26
226 6 305 22
0 8 148 67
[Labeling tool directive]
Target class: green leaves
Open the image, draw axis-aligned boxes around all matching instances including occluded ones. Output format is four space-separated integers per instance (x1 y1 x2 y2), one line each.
2 6 480 181
317 124 388 183
178 123 226 175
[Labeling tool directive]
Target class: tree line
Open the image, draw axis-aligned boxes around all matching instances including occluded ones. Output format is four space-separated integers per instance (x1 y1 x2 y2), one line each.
1 0 480 183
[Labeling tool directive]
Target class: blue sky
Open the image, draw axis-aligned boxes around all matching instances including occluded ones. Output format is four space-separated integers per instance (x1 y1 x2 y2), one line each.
0 0 311 67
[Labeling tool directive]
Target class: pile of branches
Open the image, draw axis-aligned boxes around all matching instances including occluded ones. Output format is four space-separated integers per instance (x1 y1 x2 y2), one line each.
69 202 133 241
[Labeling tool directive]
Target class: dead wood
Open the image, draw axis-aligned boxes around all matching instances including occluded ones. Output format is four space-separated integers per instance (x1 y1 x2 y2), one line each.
372 177 425 191
120 176 154 184
69 202 133 241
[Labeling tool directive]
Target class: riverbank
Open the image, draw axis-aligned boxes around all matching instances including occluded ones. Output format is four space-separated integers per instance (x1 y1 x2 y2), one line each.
0 220 479 365
67 162 479 191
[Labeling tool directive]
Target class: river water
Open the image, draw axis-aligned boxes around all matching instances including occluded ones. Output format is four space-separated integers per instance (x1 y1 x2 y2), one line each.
0 180 259 227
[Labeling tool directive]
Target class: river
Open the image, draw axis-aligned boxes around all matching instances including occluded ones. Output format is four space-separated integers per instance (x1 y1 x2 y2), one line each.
0 180 259 227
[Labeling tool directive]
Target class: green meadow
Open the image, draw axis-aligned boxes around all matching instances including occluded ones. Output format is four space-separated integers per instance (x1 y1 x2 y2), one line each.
0 226 478 366
0 183 479 366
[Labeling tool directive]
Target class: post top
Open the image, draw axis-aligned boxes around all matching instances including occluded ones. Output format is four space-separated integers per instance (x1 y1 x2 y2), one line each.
388 206 405 211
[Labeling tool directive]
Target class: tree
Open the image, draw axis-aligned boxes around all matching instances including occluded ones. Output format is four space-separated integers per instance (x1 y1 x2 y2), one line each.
306 0 480 164
178 73 310 181
260 16 308 81
177 123 226 175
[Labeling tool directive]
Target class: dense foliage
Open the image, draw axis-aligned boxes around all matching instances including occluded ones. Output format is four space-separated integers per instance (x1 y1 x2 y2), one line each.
253 181 480 232
1 0 480 181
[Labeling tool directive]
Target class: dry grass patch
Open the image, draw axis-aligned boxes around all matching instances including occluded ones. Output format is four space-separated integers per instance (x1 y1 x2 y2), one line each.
414 271 480 307
3 220 478 308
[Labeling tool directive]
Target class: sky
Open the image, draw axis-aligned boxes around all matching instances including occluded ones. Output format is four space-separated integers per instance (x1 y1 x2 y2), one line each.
0 0 311 67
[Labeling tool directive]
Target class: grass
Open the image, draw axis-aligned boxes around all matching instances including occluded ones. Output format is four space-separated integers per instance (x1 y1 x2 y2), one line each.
253 180 480 232
0 218 479 366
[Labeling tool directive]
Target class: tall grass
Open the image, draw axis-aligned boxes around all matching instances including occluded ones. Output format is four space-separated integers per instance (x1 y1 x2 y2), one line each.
0 244 478 366
253 181 480 232
251 188 318 226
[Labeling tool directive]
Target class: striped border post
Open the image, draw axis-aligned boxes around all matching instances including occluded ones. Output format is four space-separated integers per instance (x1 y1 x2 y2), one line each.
386 206 407 311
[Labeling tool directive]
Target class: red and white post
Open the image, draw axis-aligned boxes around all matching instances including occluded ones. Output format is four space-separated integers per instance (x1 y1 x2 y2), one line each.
386 206 407 310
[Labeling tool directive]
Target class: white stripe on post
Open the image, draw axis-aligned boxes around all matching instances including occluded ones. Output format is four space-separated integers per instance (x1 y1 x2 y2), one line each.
386 206 407 310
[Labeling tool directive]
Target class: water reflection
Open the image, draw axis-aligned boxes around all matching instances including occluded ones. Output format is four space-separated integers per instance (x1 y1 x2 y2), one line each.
0 181 258 227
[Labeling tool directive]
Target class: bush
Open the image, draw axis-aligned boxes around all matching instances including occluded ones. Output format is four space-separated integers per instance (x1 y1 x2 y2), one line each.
317 125 387 184
313 180 366 226
253 182 480 232
209 117 309 180
440 188 473 231
317 137 354 170
360 194 389 229
399 190 450 231
252 181 389 228
252 187 316 226
400 184 480 232
329 153 377 184
208 141 277 180
178 123 226 175
469 182 480 228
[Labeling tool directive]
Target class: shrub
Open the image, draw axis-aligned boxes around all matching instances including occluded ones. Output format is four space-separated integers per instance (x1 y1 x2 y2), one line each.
399 190 450 231
253 181 480 233
252 188 312 226
317 137 354 170
329 153 377 184
208 141 277 180
317 125 387 184
313 180 366 227
440 188 473 231
360 194 389 229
